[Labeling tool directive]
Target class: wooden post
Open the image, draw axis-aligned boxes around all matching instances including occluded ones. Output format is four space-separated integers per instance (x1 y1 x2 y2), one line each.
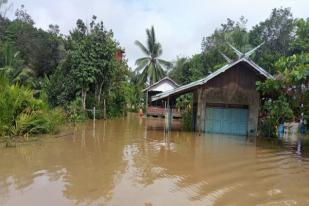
103 98 106 119
165 97 172 132
93 107 96 121
145 91 148 117
92 108 96 139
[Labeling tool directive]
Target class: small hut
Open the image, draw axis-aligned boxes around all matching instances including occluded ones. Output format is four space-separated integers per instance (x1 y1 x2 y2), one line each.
142 77 180 118
152 44 273 136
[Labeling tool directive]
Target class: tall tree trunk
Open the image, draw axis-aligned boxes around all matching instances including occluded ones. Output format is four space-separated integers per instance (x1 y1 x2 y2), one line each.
97 81 104 105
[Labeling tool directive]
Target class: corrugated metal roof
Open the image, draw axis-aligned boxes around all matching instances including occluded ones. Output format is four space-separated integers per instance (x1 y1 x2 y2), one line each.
152 57 273 101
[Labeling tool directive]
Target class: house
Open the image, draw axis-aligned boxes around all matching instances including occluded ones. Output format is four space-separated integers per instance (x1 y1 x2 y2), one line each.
142 77 181 118
152 44 273 136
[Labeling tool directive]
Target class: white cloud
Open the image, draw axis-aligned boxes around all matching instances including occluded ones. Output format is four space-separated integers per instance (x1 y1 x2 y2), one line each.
6 0 309 68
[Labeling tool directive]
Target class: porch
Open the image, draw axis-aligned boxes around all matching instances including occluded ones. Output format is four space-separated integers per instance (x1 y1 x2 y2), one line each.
146 106 181 118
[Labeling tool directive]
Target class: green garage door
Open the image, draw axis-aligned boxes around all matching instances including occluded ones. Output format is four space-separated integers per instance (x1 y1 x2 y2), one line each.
205 107 248 136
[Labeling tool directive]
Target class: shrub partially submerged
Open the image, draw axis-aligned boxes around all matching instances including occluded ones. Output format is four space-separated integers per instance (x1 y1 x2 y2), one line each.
0 74 65 146
66 98 88 122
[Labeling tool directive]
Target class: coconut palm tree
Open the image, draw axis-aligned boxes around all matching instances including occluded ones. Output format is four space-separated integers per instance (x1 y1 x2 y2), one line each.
0 42 35 85
135 26 172 85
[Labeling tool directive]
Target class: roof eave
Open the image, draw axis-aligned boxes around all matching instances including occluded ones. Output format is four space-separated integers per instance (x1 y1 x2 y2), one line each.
151 58 273 102
142 77 179 92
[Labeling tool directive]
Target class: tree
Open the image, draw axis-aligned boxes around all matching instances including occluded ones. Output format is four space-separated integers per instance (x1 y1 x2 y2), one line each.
135 26 172 85
0 41 35 85
290 18 309 54
69 21 96 110
15 5 34 25
41 15 130 119
257 53 309 136
201 17 251 74
169 55 204 85
249 7 295 72
87 16 117 107
1 5 65 77
48 24 60 36
0 0 12 17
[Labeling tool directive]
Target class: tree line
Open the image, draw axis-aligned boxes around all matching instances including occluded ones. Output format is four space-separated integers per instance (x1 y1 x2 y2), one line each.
167 8 308 136
0 3 131 116
0 2 133 144
0 1 308 141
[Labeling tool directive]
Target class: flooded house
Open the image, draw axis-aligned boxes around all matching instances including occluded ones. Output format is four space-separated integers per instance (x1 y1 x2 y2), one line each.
143 77 181 118
152 44 273 136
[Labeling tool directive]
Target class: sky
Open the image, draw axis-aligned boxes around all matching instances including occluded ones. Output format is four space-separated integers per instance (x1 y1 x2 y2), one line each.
5 0 309 68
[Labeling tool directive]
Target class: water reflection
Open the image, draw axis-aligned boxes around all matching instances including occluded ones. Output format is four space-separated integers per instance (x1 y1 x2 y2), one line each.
0 114 308 206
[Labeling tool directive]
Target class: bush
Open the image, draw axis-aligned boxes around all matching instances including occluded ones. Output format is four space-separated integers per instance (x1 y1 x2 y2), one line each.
66 98 88 122
0 73 65 146
259 96 294 138
176 94 193 131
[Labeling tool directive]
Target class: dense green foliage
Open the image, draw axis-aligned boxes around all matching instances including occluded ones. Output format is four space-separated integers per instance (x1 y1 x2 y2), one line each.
257 53 309 136
176 95 193 131
249 8 295 72
0 2 132 119
0 2 134 144
169 55 204 85
0 73 64 146
66 98 88 123
0 6 63 77
42 16 131 118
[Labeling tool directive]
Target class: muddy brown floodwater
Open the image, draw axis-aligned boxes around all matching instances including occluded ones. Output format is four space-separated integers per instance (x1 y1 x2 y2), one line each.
0 114 309 206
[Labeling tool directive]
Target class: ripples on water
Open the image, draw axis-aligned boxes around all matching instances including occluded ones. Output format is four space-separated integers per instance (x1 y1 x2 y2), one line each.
0 114 308 206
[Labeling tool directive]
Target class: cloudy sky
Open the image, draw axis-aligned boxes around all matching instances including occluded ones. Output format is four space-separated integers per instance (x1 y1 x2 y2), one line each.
6 0 309 68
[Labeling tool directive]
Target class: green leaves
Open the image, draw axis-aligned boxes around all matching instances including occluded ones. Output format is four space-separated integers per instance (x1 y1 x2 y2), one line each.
135 40 150 56
135 26 171 85
169 55 204 85
249 8 295 72
291 18 309 53
0 73 64 143
257 53 309 136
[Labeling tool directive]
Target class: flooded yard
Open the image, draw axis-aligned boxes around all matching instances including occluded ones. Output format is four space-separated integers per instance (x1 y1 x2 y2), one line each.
0 114 309 206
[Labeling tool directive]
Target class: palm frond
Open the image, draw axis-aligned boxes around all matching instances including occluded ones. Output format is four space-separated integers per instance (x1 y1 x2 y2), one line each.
135 58 149 72
146 28 154 55
149 63 156 84
150 26 156 44
138 65 149 85
135 40 150 56
153 42 162 57
157 46 162 56
135 57 150 66
157 59 173 69
155 63 166 79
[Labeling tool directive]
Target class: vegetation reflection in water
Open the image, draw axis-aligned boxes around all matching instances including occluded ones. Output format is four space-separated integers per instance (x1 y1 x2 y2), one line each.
0 114 309 206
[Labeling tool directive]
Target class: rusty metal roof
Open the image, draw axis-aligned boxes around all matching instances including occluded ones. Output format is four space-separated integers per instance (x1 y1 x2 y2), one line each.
152 57 273 101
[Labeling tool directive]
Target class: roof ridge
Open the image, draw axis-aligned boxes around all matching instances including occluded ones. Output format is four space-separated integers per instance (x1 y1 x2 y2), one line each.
142 77 179 92
151 58 273 101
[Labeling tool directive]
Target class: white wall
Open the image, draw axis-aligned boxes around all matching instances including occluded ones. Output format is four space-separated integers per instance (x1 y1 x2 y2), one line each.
150 81 177 92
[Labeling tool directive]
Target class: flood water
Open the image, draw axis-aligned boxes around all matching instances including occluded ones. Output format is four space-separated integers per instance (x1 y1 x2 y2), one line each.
1 114 309 206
